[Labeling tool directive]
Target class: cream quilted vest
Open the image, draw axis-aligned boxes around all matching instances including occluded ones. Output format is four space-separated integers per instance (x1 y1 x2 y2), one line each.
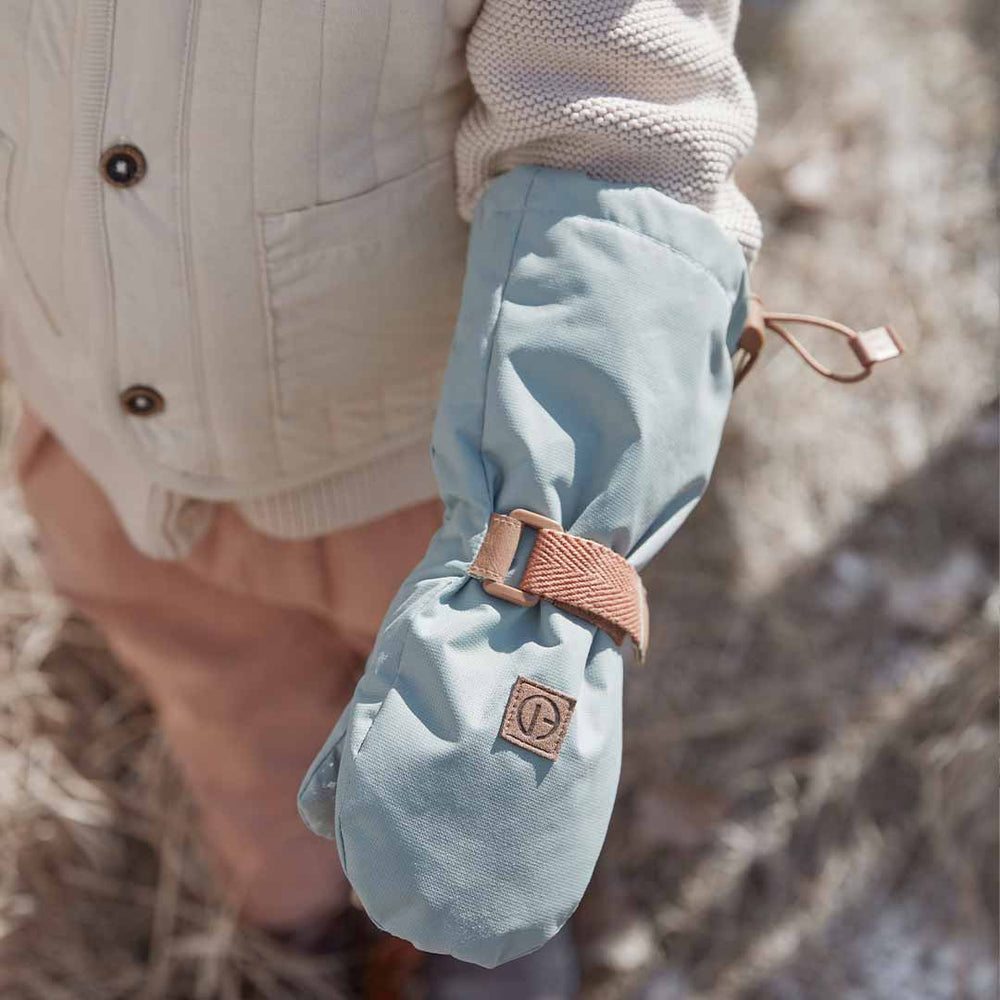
0 0 482 554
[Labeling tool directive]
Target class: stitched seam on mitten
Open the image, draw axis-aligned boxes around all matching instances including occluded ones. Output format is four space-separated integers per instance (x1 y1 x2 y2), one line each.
474 167 543 516
482 204 742 303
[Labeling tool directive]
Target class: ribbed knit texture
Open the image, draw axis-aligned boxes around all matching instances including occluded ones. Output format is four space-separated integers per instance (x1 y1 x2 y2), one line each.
455 0 761 261
236 433 439 541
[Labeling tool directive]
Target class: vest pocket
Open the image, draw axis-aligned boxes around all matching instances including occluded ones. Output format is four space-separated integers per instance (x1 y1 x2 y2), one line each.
258 154 469 476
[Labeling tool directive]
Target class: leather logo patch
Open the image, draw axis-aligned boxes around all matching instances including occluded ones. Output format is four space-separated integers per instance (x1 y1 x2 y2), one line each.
500 676 576 761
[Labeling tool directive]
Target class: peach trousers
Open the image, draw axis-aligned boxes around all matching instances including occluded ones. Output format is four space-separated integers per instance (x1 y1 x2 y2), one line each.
12 404 442 929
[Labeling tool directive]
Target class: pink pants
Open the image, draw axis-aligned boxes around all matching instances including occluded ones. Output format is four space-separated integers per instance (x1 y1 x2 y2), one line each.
13 404 442 929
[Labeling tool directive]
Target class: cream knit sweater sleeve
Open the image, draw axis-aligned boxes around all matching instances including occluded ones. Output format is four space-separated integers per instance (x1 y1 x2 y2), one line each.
454 0 761 262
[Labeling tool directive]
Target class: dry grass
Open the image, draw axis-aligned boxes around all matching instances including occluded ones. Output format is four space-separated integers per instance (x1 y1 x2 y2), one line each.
0 0 997 996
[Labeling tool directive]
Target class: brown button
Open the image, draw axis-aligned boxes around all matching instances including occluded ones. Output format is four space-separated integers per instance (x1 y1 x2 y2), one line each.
100 143 147 188
120 385 164 417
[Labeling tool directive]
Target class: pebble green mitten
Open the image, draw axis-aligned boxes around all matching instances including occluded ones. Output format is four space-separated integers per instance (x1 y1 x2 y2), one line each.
298 164 749 968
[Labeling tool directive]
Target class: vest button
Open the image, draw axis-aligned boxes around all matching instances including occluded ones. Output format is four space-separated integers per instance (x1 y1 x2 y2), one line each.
120 385 165 417
100 143 147 188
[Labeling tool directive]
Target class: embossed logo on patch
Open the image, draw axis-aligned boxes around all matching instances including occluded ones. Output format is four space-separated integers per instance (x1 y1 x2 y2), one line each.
500 676 576 760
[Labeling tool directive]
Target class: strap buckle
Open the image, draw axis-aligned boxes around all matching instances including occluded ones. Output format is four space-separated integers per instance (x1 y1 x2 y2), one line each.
480 508 563 607
469 508 650 662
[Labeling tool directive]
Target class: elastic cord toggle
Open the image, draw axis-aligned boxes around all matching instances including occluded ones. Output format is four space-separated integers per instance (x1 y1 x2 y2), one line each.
734 294 904 388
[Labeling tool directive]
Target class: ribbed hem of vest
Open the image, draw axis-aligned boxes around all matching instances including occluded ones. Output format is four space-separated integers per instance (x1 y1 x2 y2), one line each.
235 434 439 540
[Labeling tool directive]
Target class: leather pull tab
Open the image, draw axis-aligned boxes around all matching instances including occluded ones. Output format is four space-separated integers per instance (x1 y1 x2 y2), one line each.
851 326 905 367
735 295 904 388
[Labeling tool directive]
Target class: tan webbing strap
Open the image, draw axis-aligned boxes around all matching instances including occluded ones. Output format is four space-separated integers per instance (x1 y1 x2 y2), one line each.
469 509 649 662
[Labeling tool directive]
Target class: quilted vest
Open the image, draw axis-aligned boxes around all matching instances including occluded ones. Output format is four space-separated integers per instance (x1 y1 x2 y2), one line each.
0 0 479 551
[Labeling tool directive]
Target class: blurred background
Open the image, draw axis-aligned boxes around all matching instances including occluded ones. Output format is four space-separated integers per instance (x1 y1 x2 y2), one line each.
0 0 996 997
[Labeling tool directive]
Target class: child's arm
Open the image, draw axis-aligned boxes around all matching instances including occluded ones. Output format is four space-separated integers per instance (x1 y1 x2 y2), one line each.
299 0 758 968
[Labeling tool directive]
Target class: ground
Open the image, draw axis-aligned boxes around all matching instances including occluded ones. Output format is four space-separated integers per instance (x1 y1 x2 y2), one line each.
0 0 996 997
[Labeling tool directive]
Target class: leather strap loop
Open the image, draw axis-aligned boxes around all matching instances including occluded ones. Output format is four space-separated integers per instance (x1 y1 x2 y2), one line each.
735 294 903 388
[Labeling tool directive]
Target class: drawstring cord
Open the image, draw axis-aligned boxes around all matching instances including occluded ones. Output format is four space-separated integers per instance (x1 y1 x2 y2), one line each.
734 294 904 389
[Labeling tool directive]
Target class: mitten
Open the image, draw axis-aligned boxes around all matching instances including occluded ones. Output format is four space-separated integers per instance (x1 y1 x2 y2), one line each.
298 164 749 967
